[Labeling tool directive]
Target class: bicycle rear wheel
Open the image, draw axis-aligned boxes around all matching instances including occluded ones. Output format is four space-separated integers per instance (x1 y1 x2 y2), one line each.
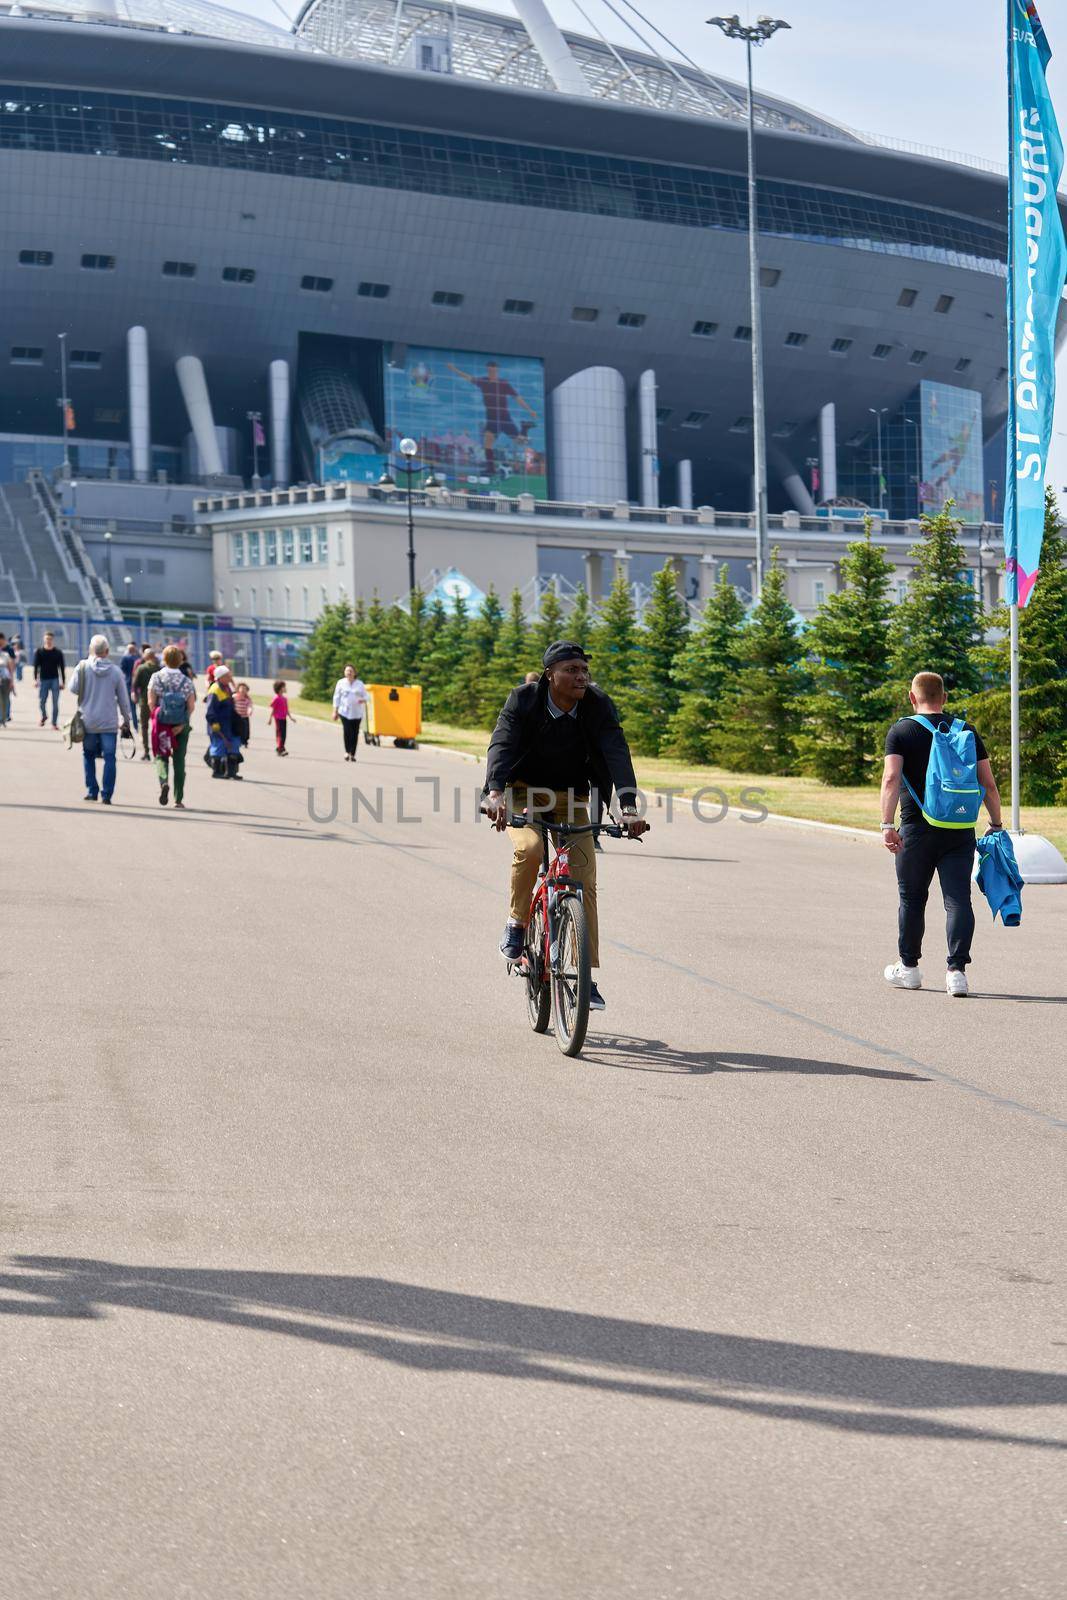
551 894 591 1057
525 903 551 1033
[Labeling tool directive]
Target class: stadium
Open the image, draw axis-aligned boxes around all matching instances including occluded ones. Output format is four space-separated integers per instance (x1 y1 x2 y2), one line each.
0 0 1050 632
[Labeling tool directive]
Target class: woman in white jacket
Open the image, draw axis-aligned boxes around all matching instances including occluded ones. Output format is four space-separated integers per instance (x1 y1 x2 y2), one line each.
332 664 368 761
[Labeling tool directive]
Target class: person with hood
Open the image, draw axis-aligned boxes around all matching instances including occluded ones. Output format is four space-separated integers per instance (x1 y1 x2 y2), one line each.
67 635 133 805
483 640 648 1012
205 664 243 779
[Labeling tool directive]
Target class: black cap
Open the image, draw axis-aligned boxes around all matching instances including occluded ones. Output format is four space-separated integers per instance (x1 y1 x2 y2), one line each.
542 640 591 670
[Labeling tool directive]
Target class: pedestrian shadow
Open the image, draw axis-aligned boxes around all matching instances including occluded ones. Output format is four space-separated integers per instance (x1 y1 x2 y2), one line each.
0 802 281 825
582 1036 929 1081
0 1259 1062 1451
965 993 1067 1006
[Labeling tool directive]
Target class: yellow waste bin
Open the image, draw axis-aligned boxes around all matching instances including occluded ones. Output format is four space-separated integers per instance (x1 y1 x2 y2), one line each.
365 684 422 748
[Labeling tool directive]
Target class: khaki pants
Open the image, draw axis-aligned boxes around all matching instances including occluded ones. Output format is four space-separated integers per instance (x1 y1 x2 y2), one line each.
506 785 600 967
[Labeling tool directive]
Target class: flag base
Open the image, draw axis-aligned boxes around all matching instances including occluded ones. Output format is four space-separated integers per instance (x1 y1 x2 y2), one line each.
1009 832 1067 885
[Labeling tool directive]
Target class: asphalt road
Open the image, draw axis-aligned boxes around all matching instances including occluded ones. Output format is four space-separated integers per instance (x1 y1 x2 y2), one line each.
2 706 1066 1600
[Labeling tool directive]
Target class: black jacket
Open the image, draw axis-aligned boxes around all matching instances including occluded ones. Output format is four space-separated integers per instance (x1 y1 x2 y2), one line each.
484 677 638 809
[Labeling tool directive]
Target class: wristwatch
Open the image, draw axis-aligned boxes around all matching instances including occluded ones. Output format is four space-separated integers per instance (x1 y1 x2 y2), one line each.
879 822 897 832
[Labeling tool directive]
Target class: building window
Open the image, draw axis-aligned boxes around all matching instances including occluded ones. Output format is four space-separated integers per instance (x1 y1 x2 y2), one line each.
729 416 752 433
617 311 646 328
250 586 257 612
231 532 245 567
831 337 852 354
760 267 781 287
233 588 240 610
935 294 954 313
321 584 329 607
265 528 277 565
503 297 534 315
267 586 274 615
872 343 892 359
734 325 752 341
896 579 908 603
284 585 291 618
247 530 261 566
909 349 927 365
682 411 709 428
316 526 328 564
955 357 972 373
655 407 672 424
571 306 599 322
898 287 918 307
432 289 463 307
300 526 313 563
302 585 310 619
18 249 53 266
281 527 295 564
163 259 196 277
784 331 808 347
336 530 344 563
70 350 101 368
10 346 43 364
217 587 224 610
81 253 116 270
692 320 718 337
358 281 390 298
222 266 255 284
813 580 826 607
301 274 333 292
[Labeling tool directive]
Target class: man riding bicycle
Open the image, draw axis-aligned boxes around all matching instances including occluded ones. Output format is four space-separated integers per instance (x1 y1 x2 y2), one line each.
484 640 648 1011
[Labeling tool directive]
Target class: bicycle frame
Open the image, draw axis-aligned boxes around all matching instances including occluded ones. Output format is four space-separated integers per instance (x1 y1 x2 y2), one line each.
509 813 625 986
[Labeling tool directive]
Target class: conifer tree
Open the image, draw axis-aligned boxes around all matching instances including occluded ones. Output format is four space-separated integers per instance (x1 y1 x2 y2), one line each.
627 563 690 756
300 599 352 700
588 568 638 710
423 594 474 724
478 587 533 721
888 502 981 701
797 523 897 786
974 489 1067 804
567 584 593 652
713 551 806 774
529 582 566 661
662 566 746 762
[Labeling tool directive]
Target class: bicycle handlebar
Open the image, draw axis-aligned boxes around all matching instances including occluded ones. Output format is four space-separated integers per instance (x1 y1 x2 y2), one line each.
501 812 643 840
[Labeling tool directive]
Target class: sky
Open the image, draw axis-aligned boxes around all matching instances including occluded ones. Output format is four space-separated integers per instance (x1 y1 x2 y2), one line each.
234 0 1065 168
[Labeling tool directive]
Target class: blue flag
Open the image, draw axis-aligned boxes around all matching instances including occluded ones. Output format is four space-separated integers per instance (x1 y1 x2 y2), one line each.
1005 0 1066 606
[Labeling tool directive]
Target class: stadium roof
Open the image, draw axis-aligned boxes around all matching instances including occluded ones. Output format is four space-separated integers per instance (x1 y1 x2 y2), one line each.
0 0 309 50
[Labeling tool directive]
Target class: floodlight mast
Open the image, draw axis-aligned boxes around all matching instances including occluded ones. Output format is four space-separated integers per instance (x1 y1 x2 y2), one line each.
708 14 791 598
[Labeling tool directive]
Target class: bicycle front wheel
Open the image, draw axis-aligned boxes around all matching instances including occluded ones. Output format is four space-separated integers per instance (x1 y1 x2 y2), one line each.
551 894 591 1058
525 903 551 1034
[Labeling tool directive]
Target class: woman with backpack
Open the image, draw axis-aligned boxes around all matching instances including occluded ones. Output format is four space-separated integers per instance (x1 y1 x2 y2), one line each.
147 644 196 808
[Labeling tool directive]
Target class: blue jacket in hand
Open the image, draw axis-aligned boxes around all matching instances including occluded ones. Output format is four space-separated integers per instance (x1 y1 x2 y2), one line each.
975 831 1024 927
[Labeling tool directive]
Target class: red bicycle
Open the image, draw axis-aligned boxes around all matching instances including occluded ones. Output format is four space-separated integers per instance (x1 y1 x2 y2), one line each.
506 812 643 1058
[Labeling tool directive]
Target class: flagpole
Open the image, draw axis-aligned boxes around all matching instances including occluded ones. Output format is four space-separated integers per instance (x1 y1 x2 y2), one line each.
1006 0 1022 835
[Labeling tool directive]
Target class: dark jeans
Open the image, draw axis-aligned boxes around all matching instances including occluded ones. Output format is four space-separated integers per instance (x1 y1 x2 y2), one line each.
340 715 362 756
275 717 287 751
38 678 60 724
896 823 976 970
83 730 118 800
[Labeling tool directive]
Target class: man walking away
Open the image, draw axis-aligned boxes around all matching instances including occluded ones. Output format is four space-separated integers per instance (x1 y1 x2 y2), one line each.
120 641 139 729
33 631 66 728
0 634 14 727
881 671 1003 998
68 636 133 805
132 648 158 759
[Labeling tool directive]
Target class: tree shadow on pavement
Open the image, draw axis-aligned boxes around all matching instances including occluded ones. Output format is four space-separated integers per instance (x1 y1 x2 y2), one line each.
1 1258 1063 1451
582 1036 929 1081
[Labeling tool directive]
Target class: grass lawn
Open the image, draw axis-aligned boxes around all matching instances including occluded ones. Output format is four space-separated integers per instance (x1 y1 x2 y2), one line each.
249 686 1067 855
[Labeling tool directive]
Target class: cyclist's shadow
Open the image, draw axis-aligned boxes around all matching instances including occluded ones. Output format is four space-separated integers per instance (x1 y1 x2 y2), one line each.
583 1036 927 1082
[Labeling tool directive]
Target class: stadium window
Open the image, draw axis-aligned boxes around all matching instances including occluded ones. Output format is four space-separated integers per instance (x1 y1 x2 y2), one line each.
692 320 718 337
759 267 781 287
955 357 972 373
301 275 334 293
81 254 116 271
281 527 295 565
617 311 646 328
358 281 390 298
503 298 534 316
10 346 43 364
898 287 918 307
316 526 329 564
682 411 709 428
784 331 808 347
18 250 53 266
70 350 101 368
571 306 599 322
432 289 464 307
909 349 928 366
872 343 892 359
300 526 314 563
734 325 752 341
729 416 752 434
935 294 954 313
831 338 852 354
222 266 256 284
230 532 245 568
813 580 826 607
163 260 196 278
247 531 261 567
264 528 277 565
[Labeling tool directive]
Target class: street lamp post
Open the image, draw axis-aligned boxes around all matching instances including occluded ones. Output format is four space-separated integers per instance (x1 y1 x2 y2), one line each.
378 437 442 596
707 13 790 600
103 527 113 591
977 535 995 616
869 407 889 514
57 331 71 474
122 574 133 611
246 410 263 488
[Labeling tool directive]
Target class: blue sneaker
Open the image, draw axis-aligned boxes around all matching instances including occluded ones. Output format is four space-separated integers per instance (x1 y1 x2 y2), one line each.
589 983 606 1011
500 923 525 962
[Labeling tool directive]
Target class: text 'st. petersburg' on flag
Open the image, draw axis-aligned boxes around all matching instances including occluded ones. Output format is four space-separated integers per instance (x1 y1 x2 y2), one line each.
1005 0 1066 606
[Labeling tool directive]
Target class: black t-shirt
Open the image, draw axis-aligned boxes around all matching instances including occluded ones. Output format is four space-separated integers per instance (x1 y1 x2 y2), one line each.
34 646 65 680
886 713 988 829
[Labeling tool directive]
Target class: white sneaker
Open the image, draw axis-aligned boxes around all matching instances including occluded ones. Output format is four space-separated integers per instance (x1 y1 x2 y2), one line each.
946 970 969 998
884 962 922 990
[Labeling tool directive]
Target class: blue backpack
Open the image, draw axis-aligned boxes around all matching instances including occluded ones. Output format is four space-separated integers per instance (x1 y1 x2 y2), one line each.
903 714 985 829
